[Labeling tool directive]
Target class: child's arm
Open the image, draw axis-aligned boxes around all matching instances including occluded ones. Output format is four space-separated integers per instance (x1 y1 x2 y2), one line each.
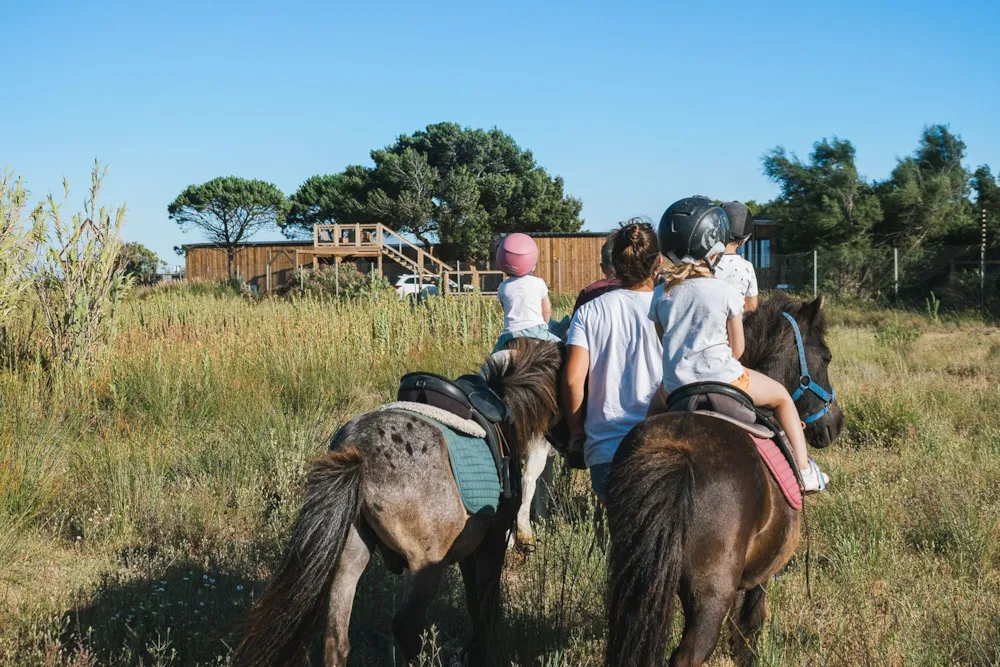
744 295 758 313
541 295 552 322
728 316 745 360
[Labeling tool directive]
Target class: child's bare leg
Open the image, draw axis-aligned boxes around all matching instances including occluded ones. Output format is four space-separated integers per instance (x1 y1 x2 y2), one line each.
744 369 809 470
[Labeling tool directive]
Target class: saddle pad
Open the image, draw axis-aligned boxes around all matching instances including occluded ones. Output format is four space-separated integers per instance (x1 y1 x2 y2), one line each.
751 435 803 510
378 402 486 438
397 410 500 516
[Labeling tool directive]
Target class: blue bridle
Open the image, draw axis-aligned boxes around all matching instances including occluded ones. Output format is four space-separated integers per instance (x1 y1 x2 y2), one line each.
781 312 836 424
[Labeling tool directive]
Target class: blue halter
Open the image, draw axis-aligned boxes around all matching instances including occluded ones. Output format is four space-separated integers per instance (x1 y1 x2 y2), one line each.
781 312 836 424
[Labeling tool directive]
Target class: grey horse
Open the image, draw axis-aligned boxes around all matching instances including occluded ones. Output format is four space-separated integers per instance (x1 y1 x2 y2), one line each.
233 338 565 666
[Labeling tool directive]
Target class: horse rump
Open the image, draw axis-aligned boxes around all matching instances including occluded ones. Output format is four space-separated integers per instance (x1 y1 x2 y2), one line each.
233 446 365 667
605 428 694 667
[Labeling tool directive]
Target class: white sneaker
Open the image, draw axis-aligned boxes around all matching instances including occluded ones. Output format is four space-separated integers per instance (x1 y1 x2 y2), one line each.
799 459 829 494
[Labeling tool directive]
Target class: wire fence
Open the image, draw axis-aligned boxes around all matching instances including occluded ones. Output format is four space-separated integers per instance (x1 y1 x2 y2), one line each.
759 245 1000 314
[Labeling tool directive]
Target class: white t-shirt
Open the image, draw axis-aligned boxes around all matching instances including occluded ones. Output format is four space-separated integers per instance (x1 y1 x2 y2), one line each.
566 289 663 467
498 275 549 334
648 278 745 394
714 254 758 298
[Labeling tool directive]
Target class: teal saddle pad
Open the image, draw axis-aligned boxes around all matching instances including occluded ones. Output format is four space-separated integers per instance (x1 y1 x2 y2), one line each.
400 410 500 516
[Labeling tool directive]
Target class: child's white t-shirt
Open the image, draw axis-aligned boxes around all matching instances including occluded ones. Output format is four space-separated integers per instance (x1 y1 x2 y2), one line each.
566 289 662 467
648 278 745 394
714 254 758 298
498 275 548 335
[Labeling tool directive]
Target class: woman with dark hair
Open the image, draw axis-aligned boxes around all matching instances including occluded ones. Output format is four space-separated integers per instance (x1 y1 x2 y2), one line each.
561 218 664 501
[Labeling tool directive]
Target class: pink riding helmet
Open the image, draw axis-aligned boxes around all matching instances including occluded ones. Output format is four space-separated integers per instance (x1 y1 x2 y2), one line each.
495 233 539 277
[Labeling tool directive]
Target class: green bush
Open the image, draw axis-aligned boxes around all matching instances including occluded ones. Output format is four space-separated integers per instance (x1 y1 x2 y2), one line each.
288 263 394 300
875 321 923 356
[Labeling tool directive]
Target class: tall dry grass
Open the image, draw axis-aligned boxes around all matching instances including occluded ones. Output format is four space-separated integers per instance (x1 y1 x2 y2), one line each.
0 287 998 665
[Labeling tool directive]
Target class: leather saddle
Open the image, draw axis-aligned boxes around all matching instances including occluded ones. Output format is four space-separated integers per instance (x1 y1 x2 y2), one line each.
666 382 775 439
398 372 515 499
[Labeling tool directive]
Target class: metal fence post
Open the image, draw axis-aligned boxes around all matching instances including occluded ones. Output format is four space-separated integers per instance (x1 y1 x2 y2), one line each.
813 250 818 298
982 207 988 307
457 260 461 294
335 260 339 296
894 247 899 301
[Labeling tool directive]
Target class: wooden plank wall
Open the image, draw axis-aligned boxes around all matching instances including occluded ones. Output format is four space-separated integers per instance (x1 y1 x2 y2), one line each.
534 236 608 296
185 246 305 288
185 235 610 295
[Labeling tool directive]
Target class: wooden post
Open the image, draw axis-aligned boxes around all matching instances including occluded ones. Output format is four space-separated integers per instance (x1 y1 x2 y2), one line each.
355 223 361 247
335 257 340 296
266 250 272 292
377 223 383 278
456 260 461 294
313 224 319 247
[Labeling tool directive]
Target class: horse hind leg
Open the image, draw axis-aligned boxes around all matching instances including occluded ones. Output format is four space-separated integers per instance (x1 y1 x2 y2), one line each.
670 579 739 667
729 585 767 667
391 562 447 664
324 525 373 667
513 437 550 547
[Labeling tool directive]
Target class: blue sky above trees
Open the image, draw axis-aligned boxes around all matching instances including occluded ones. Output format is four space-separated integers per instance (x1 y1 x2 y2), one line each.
4 0 999 263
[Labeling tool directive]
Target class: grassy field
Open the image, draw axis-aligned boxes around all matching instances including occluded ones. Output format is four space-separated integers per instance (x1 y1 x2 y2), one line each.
1 285 999 666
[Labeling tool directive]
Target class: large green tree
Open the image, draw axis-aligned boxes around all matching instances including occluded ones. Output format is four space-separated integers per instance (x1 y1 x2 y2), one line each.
972 165 1000 247
762 137 882 252
168 177 287 278
116 241 161 284
875 125 973 246
284 168 371 236
282 123 584 259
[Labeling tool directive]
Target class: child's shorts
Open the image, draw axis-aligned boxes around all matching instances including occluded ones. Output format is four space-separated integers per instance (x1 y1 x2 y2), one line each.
492 323 563 354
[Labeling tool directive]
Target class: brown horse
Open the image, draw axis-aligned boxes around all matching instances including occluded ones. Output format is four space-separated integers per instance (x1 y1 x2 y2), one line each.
232 338 564 667
604 295 844 667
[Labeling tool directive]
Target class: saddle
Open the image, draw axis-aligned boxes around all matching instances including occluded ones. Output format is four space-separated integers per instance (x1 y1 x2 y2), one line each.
397 372 515 499
666 382 803 509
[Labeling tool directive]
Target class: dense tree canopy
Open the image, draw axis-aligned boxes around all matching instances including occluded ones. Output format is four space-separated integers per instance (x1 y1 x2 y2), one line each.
116 241 161 284
283 123 583 260
763 138 882 251
759 125 997 254
875 125 973 246
168 177 287 278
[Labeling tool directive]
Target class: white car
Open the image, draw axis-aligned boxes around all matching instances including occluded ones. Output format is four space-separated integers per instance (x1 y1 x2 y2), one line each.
394 275 474 299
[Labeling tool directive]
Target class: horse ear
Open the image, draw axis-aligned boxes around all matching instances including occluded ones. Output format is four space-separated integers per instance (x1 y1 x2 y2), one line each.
802 295 825 323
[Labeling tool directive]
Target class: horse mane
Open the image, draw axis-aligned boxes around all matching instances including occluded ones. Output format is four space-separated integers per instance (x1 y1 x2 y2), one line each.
741 293 827 372
482 338 563 451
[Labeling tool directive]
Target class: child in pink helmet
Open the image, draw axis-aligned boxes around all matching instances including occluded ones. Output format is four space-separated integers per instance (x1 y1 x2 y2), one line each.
493 233 563 353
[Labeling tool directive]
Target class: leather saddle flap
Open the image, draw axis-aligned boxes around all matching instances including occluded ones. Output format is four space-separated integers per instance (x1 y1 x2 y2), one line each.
454 375 507 423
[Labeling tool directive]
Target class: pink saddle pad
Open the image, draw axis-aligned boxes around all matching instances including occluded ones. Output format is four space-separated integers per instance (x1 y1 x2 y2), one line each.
751 435 802 510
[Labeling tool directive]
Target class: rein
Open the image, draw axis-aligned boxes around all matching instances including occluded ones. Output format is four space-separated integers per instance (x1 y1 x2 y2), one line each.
781 312 836 424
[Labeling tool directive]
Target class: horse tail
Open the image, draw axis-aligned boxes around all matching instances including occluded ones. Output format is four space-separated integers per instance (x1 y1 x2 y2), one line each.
233 446 365 667
605 442 694 667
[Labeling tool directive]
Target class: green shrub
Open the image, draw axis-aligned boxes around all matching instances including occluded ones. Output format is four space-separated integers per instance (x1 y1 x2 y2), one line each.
875 321 922 356
33 162 132 364
287 263 394 300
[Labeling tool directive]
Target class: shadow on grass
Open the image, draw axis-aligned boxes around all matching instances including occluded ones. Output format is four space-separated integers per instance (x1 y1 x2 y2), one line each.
56 536 605 667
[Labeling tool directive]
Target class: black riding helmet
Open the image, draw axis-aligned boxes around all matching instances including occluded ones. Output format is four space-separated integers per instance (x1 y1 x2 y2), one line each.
657 197 730 266
722 201 754 242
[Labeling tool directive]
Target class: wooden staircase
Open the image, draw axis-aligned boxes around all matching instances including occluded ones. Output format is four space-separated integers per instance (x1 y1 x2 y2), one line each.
294 223 504 294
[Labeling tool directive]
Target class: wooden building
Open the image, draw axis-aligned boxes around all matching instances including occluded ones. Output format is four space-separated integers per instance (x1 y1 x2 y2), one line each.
184 224 615 296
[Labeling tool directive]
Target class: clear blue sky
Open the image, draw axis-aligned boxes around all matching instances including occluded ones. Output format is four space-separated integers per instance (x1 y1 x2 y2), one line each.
4 0 998 265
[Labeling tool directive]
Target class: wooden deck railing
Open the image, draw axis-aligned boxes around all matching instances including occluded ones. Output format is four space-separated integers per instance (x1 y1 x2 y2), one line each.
313 223 454 278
